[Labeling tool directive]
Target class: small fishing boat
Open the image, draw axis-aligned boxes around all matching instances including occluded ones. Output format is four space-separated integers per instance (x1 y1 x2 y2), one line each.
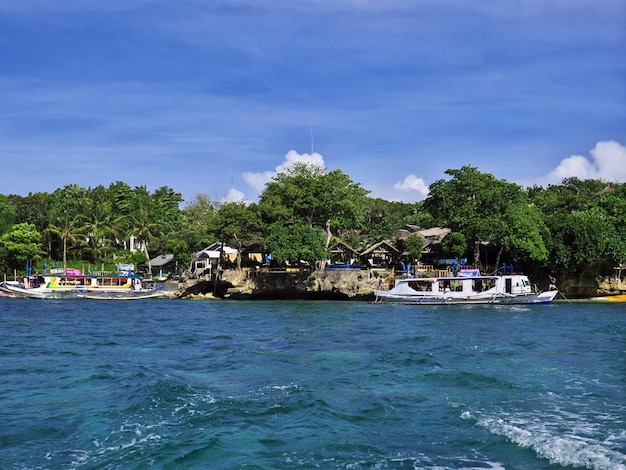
0 266 162 300
374 269 557 305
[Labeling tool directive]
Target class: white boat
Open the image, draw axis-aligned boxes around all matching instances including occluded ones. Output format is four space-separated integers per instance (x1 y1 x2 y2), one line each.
374 271 558 305
0 268 162 300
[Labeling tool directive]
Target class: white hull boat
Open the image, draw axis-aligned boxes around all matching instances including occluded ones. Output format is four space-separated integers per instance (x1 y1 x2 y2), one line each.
375 272 558 305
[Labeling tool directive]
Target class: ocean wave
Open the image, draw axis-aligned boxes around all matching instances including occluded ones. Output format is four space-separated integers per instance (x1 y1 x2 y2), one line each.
464 411 626 469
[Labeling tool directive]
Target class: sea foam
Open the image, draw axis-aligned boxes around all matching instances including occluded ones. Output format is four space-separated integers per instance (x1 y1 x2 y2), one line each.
477 414 626 470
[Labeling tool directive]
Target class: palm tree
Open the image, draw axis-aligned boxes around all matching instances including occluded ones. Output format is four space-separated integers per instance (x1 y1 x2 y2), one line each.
127 208 159 275
81 201 123 263
46 211 85 272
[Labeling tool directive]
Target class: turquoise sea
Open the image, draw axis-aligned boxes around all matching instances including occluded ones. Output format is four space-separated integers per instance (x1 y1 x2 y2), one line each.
1 298 624 469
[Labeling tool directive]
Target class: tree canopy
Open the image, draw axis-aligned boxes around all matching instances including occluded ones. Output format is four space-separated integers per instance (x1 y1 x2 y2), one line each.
0 165 625 282
0 223 42 271
258 163 370 264
423 166 549 270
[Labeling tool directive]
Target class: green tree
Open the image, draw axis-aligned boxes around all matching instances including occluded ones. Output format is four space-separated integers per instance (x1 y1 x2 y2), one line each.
46 211 85 272
48 184 88 219
0 223 42 272
149 186 184 257
127 207 159 274
0 195 17 236
442 232 467 260
180 194 218 252
403 201 434 227
495 202 548 268
588 182 626 264
424 166 548 269
46 184 89 265
401 233 424 262
259 163 369 252
109 181 136 239
529 180 626 276
165 238 190 273
151 186 183 227
264 222 327 265
316 169 370 248
211 202 263 270
80 199 121 264
360 198 412 243
11 192 50 235
545 206 617 277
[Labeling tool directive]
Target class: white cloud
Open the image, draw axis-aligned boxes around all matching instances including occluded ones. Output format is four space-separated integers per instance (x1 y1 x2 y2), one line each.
393 174 429 197
242 170 275 192
277 149 325 173
591 140 626 178
539 141 626 185
243 150 326 192
224 187 247 203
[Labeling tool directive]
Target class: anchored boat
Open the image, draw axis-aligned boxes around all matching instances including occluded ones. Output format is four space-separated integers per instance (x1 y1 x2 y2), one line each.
374 270 557 305
0 266 163 300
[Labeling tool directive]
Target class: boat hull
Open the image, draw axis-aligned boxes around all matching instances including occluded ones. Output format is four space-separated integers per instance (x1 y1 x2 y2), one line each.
374 290 558 305
75 288 165 300
0 284 164 299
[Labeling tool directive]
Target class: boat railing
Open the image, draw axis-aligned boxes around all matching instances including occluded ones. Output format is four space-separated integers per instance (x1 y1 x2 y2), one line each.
414 264 434 272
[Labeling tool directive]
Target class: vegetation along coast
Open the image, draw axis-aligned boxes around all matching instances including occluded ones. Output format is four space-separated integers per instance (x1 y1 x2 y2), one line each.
1 164 625 300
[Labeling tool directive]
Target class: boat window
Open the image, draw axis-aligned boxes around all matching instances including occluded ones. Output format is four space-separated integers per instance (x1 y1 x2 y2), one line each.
476 278 495 291
415 281 431 291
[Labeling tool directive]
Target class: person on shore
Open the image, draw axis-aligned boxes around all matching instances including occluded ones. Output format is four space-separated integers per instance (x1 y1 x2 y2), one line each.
549 275 557 290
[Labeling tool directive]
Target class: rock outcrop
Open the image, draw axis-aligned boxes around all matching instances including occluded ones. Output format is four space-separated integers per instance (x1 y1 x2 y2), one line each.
177 269 377 300
556 274 626 298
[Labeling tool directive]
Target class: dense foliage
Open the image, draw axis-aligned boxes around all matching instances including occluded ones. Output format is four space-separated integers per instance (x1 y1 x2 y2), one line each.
1 165 625 281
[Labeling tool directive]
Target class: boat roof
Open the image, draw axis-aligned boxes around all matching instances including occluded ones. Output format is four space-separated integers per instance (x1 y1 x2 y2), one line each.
399 274 523 282
42 272 140 278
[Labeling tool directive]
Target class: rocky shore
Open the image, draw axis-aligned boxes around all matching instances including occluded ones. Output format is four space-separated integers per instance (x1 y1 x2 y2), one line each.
172 269 376 300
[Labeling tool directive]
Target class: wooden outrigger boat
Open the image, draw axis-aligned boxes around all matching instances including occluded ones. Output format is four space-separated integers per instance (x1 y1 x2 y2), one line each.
0 266 163 300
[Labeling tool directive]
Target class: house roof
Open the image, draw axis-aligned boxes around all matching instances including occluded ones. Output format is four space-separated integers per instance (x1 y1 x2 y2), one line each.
195 243 238 259
360 240 400 256
417 227 451 240
204 242 238 253
398 226 451 250
149 253 175 267
329 241 359 255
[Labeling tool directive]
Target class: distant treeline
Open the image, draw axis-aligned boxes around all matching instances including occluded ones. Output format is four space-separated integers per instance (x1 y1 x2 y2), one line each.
1 164 624 280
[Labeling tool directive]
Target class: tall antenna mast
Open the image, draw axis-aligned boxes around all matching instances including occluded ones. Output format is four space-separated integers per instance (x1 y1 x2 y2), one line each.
310 125 314 155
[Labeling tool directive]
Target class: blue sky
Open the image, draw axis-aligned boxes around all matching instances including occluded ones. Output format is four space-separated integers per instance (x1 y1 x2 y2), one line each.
1 0 624 205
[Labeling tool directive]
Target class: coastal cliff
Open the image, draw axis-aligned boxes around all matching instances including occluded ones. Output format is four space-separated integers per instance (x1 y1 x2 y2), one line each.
571 275 626 298
177 269 377 300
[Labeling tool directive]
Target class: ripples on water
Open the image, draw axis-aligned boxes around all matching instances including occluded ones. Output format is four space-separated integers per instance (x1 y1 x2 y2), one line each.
0 299 624 469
